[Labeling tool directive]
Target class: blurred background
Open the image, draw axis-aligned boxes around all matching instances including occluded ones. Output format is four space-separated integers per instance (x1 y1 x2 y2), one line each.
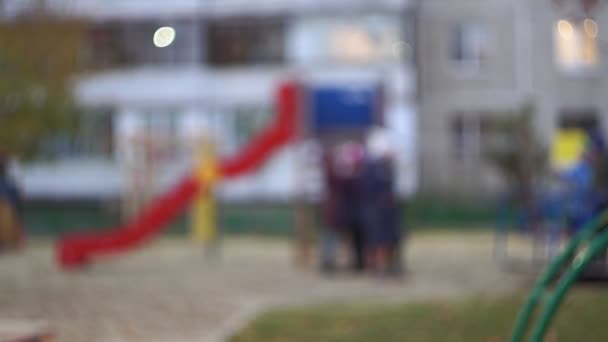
2 0 608 340
1 0 419 236
1 0 606 235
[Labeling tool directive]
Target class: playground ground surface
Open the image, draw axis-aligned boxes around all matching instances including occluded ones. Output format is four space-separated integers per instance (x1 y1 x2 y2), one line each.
0 231 548 341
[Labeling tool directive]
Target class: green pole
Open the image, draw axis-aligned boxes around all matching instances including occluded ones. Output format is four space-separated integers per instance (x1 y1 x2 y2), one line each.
510 210 608 341
528 228 608 341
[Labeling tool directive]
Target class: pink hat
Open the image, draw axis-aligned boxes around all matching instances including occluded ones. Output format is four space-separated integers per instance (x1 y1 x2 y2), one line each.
333 142 364 177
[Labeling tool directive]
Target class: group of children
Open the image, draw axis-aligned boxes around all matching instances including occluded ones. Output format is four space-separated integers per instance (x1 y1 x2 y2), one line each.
319 127 403 277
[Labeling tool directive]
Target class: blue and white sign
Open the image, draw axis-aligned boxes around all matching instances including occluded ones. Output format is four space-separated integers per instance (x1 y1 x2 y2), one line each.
310 86 378 134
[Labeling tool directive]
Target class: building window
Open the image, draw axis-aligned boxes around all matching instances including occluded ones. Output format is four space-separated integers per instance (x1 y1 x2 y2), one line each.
559 109 599 131
43 108 115 159
555 19 599 71
206 19 285 66
287 15 406 65
233 106 273 147
82 23 128 68
451 114 478 160
80 109 115 158
449 22 488 70
450 113 500 161
82 20 198 68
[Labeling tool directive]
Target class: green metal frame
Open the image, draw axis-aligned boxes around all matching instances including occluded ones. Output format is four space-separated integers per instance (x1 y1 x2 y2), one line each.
511 210 608 341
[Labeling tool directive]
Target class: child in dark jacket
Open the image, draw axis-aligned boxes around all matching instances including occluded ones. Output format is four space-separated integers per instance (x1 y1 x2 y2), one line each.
319 142 366 273
362 128 401 275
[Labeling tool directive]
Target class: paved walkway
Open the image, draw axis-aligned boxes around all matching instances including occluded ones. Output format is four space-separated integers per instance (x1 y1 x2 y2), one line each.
0 232 530 341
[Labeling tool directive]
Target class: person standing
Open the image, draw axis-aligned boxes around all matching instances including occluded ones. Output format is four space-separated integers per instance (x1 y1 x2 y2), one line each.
333 141 366 272
362 128 401 276
0 150 23 249
319 146 341 273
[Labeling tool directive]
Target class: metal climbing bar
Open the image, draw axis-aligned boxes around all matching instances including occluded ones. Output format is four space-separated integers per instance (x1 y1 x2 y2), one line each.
510 209 608 342
528 227 608 340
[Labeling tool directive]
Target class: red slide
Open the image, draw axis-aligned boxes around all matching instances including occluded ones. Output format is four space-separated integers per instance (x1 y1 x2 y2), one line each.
57 82 300 269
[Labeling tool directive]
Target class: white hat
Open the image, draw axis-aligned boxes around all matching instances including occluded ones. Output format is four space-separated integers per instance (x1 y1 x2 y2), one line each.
366 127 393 160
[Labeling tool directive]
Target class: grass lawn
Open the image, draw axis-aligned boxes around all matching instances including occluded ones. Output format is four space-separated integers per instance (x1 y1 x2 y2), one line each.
232 288 608 342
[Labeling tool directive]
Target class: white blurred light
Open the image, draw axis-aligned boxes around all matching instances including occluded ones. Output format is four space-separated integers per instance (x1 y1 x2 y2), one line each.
584 18 599 38
558 20 574 39
153 26 176 48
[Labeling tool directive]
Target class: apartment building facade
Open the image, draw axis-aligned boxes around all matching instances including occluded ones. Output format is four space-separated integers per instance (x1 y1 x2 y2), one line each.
418 0 608 197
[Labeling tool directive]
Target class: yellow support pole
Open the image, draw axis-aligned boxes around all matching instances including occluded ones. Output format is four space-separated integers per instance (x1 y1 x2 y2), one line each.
192 190 216 243
192 137 220 245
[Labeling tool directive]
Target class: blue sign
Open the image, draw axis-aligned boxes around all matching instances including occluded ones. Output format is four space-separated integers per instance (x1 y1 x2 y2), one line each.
310 86 377 134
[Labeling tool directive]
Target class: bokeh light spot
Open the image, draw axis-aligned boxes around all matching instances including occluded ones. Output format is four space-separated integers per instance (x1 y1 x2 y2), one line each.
153 26 176 48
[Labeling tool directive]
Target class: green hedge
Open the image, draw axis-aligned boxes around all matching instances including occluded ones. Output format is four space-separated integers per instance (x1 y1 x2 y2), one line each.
406 197 496 228
22 197 497 238
23 201 296 238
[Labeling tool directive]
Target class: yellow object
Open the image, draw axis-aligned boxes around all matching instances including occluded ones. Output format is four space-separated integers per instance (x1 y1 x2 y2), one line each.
192 190 217 243
551 129 588 171
192 138 218 244
194 140 220 185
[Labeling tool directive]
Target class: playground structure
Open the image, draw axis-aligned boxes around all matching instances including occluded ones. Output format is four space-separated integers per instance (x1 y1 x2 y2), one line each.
57 82 299 268
509 127 608 340
511 209 608 341
32 94 608 341
494 127 608 276
57 72 411 269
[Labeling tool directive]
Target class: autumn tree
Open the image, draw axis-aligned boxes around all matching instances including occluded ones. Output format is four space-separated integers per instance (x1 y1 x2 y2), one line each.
0 14 86 160
483 104 548 221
